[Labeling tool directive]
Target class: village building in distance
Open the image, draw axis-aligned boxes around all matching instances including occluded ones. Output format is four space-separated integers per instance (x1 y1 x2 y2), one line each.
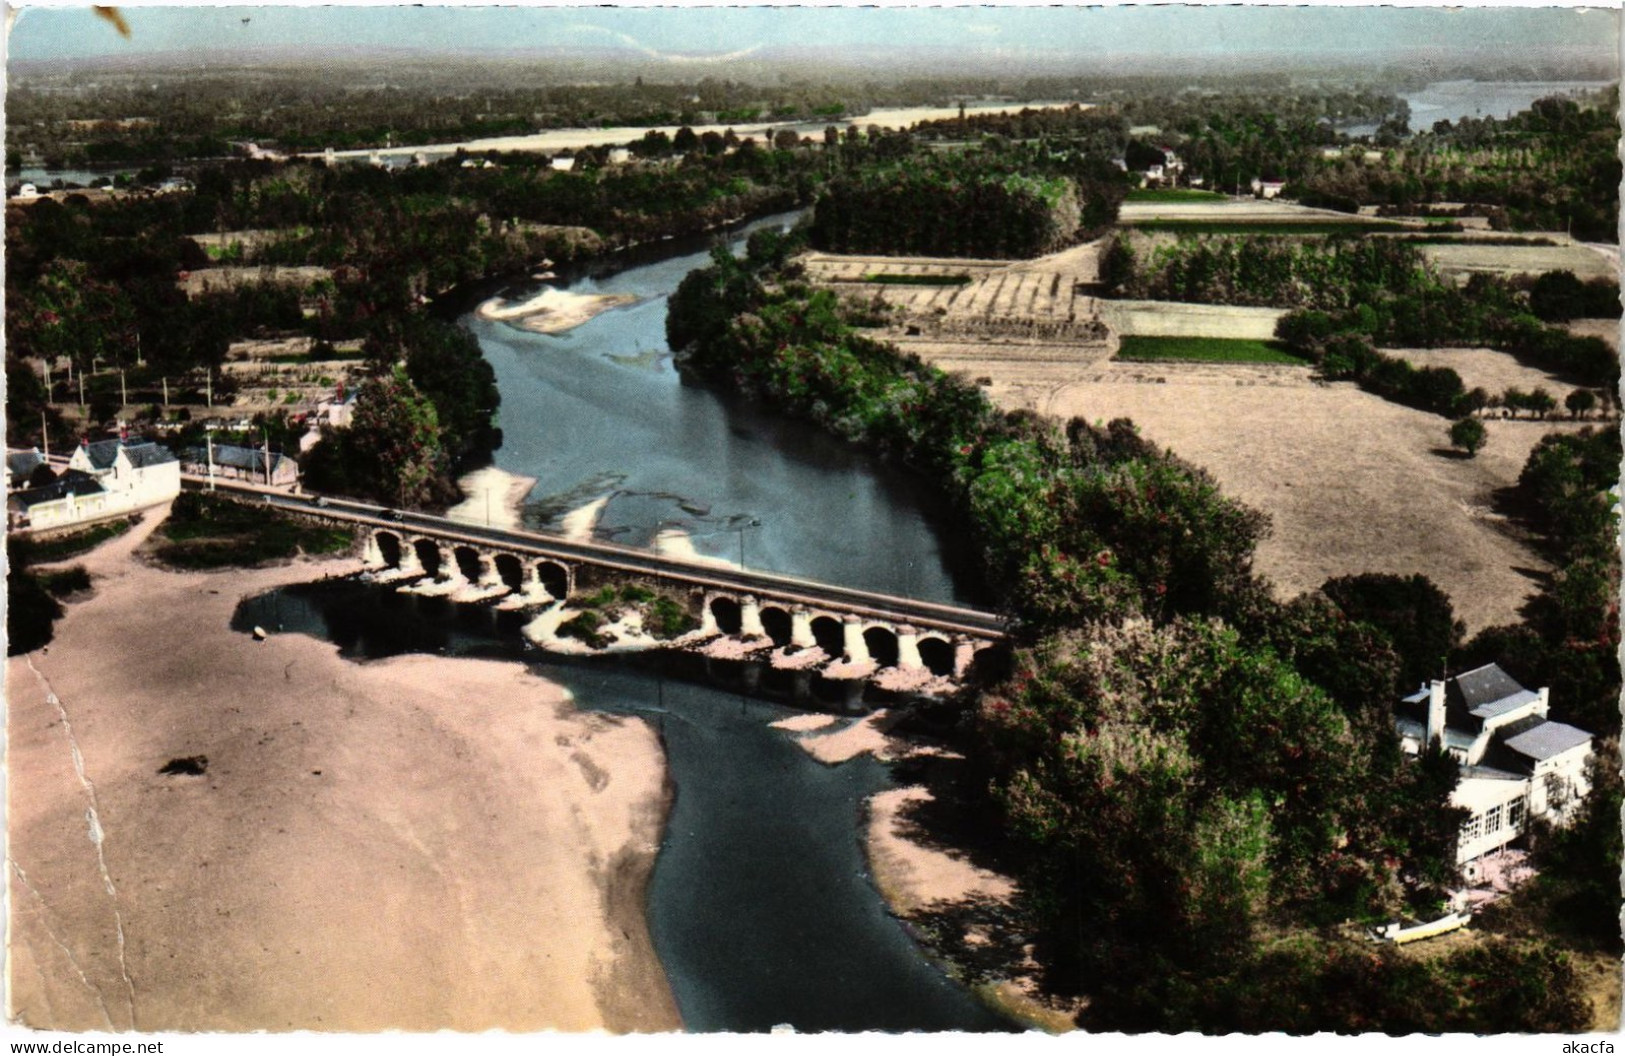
1397 664 1594 878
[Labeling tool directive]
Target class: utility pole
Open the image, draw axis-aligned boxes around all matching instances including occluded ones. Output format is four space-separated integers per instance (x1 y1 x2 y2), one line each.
78 372 85 408
120 369 127 411
207 430 216 492
264 428 272 487
42 359 51 393
162 377 169 408
206 368 213 408
40 411 48 460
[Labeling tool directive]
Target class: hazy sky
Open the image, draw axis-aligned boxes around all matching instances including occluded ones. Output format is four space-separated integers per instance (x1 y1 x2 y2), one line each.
8 4 1620 66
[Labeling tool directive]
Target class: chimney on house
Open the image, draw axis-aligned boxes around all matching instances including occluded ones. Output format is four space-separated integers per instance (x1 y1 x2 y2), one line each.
1426 679 1447 749
1536 686 1550 717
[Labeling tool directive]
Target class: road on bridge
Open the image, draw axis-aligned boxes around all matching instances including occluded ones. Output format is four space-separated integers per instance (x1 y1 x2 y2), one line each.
184 476 1009 640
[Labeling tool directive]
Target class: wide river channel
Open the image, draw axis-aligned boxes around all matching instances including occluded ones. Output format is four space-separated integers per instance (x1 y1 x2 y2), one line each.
240 214 1013 1032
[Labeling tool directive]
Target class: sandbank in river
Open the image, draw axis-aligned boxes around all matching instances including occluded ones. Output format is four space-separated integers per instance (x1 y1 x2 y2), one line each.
476 287 637 335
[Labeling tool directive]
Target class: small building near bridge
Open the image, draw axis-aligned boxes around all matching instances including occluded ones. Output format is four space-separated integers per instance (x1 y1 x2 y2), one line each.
181 443 299 487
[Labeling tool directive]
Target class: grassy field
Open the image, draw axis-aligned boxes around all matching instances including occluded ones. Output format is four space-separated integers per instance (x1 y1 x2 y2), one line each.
1125 188 1229 203
856 273 973 286
1126 219 1407 235
9 518 134 565
1116 336 1308 364
151 491 353 569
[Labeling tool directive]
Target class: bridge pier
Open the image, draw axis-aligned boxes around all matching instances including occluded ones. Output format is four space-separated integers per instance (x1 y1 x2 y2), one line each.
790 608 818 650
954 640 980 678
896 625 924 671
475 553 504 590
842 617 871 664
740 595 767 639
437 545 468 586
363 533 386 569
398 541 425 577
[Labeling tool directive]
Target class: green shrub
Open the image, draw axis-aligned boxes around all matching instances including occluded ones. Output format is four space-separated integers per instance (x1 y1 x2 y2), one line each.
557 610 613 648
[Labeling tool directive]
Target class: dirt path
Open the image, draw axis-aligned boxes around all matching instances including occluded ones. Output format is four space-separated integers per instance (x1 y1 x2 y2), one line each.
7 514 679 1032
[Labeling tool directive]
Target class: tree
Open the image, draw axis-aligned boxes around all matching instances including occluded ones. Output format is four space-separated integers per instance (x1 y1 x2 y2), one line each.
1449 417 1487 457
1322 573 1464 694
1563 388 1597 419
347 365 448 508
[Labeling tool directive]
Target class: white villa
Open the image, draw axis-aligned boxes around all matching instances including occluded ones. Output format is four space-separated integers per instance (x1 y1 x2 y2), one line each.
1397 664 1594 876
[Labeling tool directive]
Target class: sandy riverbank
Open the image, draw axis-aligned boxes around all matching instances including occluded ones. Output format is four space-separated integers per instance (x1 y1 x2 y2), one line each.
444 465 537 531
773 712 1079 1030
477 287 638 335
6 511 680 1032
307 102 1082 162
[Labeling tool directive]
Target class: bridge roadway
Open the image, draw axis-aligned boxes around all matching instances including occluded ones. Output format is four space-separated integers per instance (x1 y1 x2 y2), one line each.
188 477 1008 642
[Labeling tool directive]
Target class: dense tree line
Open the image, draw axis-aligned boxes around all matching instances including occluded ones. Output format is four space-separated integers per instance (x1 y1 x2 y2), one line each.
1274 272 1619 393
1102 232 1436 311
1287 91 1620 241
8 66 941 165
809 164 1081 259
1097 231 1618 407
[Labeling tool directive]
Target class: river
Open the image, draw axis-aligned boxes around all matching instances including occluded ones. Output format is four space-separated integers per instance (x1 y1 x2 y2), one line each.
238 214 1013 1032
1341 79 1613 135
469 212 981 604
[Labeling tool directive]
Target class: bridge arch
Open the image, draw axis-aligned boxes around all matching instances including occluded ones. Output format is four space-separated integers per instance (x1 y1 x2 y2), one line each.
493 553 524 591
810 615 845 655
452 545 484 582
374 530 404 569
709 595 743 636
412 538 442 578
759 606 794 647
917 635 955 677
536 561 571 600
862 625 901 668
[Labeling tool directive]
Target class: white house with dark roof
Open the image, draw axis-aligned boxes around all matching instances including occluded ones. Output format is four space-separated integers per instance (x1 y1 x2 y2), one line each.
1397 663 1594 871
65 438 180 510
7 472 110 531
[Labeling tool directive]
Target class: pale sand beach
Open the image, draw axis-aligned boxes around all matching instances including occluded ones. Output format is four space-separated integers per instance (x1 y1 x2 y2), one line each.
559 495 610 542
6 511 680 1032
476 288 637 334
444 465 537 531
306 102 1082 163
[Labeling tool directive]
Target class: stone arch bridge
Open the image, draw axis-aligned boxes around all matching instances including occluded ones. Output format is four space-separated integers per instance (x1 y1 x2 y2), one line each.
352 514 1005 686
